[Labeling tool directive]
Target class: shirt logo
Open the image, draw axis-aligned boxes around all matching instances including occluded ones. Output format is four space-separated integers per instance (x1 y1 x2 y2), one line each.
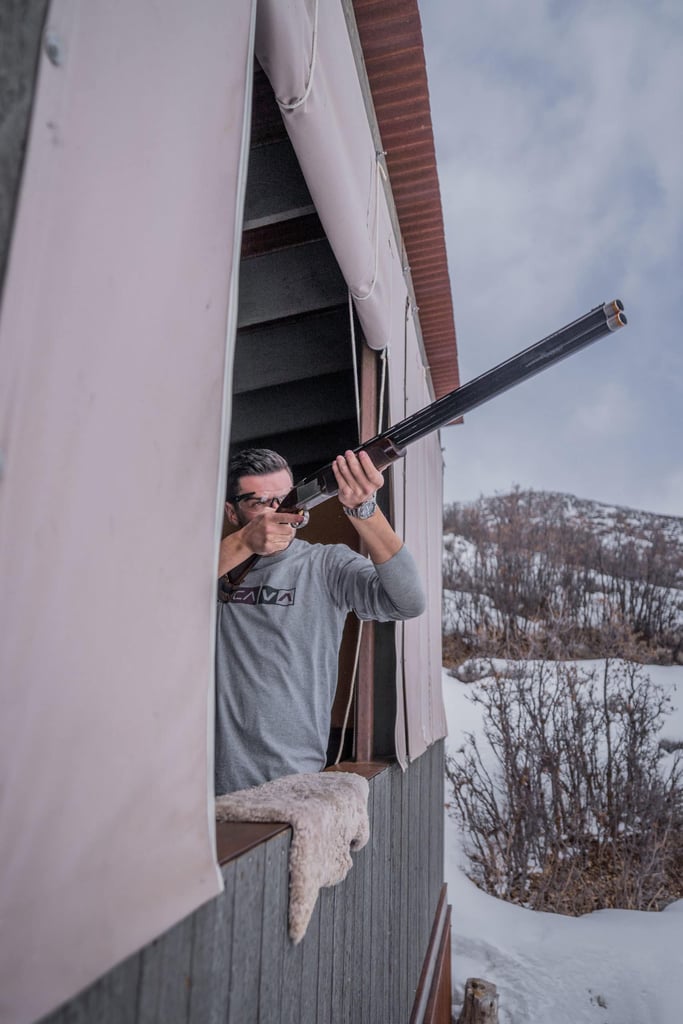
219 584 296 606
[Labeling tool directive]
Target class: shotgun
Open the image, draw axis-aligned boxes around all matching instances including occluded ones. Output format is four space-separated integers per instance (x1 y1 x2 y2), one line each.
223 299 627 588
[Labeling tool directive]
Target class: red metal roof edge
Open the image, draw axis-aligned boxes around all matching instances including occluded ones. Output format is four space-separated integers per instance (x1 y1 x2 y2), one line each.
352 0 460 398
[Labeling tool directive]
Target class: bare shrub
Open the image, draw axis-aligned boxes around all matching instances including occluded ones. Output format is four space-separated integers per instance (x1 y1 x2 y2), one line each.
443 489 683 664
446 658 683 913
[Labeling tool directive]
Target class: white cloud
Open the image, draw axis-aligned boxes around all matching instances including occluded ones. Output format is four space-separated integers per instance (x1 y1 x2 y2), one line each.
570 380 638 438
420 0 683 516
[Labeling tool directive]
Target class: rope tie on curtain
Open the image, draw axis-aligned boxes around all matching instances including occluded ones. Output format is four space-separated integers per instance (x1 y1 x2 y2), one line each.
277 0 320 111
348 289 361 437
335 290 364 764
378 346 387 435
351 152 387 303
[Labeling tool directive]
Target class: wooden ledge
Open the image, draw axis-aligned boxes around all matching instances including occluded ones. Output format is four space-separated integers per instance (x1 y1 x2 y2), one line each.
325 760 391 780
216 761 391 866
216 821 289 866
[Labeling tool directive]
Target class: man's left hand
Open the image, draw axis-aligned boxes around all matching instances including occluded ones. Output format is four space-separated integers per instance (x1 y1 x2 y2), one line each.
332 450 383 509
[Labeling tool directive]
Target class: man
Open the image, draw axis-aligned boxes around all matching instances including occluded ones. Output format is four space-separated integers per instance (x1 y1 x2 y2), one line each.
215 447 425 794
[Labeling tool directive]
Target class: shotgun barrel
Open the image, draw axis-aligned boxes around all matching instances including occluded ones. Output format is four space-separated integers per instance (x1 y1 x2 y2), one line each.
224 299 627 587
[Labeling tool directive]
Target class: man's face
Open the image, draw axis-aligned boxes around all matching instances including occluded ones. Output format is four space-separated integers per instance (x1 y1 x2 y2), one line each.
225 469 293 528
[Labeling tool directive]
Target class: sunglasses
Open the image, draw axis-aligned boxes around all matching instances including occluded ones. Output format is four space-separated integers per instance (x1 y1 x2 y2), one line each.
230 492 290 511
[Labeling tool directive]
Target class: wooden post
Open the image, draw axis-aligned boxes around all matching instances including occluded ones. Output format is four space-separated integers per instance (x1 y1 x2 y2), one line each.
456 978 499 1024
355 341 378 762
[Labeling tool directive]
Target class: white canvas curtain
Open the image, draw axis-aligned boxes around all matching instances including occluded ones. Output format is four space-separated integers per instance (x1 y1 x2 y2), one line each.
254 0 447 763
388 308 449 766
255 0 401 352
0 2 256 1021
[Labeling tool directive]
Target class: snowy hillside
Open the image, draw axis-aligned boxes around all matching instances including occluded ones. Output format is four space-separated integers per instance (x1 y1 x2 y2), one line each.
445 491 683 557
442 490 683 664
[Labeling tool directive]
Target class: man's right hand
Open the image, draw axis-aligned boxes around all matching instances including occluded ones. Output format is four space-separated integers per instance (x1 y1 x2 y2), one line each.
218 508 303 577
239 507 304 556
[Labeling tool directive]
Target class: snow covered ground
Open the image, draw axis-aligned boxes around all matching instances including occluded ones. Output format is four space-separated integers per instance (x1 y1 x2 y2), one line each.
442 664 683 1024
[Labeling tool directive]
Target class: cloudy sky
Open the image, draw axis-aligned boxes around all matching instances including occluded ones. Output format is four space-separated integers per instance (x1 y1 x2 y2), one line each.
418 0 682 517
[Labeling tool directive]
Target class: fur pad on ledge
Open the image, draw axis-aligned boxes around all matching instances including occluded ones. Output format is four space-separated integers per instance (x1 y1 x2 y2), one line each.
215 771 370 943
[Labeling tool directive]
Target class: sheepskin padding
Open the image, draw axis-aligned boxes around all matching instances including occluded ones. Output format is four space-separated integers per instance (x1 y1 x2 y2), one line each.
215 771 370 943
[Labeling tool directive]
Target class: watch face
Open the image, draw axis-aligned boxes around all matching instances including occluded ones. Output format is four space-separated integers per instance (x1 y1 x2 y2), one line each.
343 494 377 519
356 500 377 519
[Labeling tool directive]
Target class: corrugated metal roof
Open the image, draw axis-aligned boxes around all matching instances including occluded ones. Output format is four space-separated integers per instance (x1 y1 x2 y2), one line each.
352 0 460 399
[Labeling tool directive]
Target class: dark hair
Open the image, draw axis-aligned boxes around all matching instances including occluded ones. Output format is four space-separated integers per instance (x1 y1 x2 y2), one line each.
227 448 292 500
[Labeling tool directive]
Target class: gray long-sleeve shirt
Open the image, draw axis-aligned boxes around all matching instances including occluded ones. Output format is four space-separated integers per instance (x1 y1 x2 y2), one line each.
215 539 425 794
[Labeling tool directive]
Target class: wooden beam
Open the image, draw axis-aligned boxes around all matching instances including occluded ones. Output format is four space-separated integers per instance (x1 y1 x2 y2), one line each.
355 341 378 762
233 307 351 395
237 239 347 328
230 370 355 444
424 904 453 1024
241 211 324 259
232 419 359 475
410 885 451 1024
243 137 313 228
0 0 51 297
250 64 288 146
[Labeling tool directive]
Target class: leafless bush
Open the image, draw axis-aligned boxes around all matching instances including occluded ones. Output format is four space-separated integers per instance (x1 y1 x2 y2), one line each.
446 658 683 914
443 488 683 665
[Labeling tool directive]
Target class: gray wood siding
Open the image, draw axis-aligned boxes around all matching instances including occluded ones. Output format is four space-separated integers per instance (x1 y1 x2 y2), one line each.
41 742 446 1024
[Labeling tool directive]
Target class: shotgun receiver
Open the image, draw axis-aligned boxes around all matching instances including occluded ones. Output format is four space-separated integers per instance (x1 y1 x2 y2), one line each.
224 299 627 587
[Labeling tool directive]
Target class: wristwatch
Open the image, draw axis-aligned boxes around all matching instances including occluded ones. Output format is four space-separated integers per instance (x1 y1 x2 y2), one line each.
343 494 377 520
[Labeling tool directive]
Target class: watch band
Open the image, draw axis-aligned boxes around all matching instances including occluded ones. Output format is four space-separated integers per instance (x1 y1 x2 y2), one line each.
342 494 377 520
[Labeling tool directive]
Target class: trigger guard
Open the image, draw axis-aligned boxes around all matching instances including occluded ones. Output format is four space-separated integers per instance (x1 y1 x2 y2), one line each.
293 511 310 529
